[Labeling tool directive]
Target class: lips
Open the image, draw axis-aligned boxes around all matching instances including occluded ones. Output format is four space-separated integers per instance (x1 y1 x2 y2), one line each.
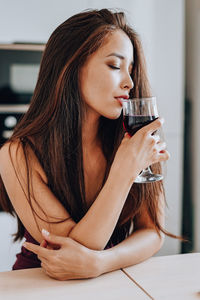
115 95 129 106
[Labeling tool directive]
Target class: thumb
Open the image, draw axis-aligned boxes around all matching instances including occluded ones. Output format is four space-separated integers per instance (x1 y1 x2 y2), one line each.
41 229 66 246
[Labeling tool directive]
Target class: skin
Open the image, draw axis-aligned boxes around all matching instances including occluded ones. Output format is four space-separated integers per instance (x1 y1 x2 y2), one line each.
80 30 134 121
0 29 169 280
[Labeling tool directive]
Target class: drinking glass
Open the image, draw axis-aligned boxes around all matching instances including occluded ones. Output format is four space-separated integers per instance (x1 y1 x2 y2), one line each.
122 97 163 183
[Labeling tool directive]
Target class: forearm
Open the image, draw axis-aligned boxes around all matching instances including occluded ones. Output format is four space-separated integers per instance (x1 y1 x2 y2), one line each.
69 165 136 250
97 228 164 274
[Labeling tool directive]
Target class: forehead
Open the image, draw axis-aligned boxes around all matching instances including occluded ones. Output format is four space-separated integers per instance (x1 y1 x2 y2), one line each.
96 29 133 61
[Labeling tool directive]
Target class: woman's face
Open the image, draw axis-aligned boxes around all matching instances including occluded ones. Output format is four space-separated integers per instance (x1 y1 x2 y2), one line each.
80 29 134 120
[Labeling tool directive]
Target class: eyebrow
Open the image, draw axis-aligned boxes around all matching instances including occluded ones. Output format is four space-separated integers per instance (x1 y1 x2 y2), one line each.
106 52 134 65
106 52 125 59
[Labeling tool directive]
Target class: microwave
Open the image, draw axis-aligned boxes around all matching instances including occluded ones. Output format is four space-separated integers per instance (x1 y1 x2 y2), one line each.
0 43 44 145
0 43 44 105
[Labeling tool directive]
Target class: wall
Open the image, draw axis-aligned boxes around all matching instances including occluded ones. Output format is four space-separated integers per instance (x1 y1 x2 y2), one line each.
185 0 200 251
0 0 185 270
0 213 24 271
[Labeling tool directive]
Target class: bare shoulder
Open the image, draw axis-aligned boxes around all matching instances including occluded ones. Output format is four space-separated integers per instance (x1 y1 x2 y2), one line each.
0 140 20 169
0 139 74 243
0 139 17 155
0 139 47 183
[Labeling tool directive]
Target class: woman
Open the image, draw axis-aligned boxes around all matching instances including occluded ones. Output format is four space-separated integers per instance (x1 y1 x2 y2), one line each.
0 9 170 279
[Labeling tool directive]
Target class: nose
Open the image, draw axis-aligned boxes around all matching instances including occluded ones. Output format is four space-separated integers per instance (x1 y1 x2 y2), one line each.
121 73 134 91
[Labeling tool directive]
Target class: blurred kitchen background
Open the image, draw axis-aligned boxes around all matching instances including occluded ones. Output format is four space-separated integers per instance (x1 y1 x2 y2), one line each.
0 0 199 271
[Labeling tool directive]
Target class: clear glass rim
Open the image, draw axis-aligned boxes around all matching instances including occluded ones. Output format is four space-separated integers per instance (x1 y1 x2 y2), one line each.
122 97 156 102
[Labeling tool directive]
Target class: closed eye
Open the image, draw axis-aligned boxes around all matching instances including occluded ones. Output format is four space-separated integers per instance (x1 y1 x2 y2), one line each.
108 65 120 70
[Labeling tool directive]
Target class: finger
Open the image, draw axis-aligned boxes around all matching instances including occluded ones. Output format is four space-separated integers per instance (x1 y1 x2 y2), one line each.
144 118 164 134
41 260 50 271
40 262 63 280
44 269 63 281
40 240 48 248
23 242 52 258
40 262 53 278
41 229 67 246
38 254 49 263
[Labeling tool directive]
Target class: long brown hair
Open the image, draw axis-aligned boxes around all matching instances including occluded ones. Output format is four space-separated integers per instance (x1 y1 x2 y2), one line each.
0 9 177 244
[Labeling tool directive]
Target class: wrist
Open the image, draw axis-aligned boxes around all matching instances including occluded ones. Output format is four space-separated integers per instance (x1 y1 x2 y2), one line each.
109 160 138 186
94 250 107 276
94 248 114 276
90 249 105 277
89 249 109 277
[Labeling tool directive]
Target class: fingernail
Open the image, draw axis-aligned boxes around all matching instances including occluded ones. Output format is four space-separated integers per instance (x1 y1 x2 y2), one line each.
42 229 50 236
23 242 27 248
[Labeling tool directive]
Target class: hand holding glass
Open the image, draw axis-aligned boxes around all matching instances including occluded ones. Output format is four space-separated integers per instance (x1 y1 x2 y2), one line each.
122 97 163 183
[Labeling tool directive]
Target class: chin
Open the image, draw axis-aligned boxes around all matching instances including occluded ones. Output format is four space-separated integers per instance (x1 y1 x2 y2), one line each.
104 109 122 120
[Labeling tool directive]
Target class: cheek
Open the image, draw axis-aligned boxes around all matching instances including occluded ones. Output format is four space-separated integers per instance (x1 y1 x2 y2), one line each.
81 68 111 101
80 65 121 119
92 72 119 98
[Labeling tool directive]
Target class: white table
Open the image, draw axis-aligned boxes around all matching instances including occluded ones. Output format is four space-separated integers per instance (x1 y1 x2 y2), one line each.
0 267 148 300
123 253 200 300
1 253 199 300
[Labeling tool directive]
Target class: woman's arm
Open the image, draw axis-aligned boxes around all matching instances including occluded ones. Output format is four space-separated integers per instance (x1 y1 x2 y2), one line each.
68 118 167 250
99 228 164 274
23 192 165 280
0 118 168 249
0 139 135 248
97 192 165 273
23 228 164 280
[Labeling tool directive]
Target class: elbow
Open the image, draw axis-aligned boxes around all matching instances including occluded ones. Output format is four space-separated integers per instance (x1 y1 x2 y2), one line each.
148 228 165 253
68 229 105 251
156 230 165 251
67 221 107 250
